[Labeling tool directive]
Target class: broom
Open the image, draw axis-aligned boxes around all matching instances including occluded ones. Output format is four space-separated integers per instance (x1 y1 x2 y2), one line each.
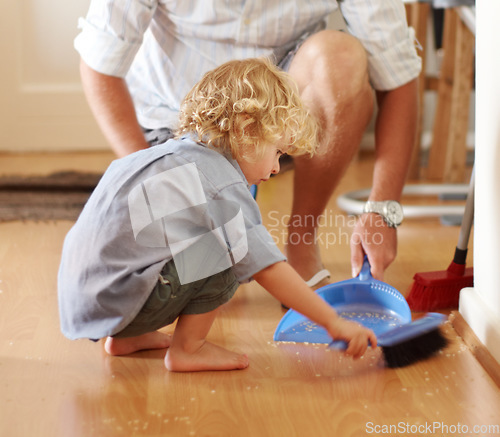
376 312 448 368
330 312 449 368
406 168 475 311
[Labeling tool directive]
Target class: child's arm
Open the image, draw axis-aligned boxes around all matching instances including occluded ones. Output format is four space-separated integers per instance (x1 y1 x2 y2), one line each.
253 261 378 359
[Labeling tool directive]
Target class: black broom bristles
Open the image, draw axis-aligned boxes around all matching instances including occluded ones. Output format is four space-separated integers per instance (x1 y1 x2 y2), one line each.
381 327 449 368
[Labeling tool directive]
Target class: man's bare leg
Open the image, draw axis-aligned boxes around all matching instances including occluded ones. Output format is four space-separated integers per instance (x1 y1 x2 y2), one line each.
165 310 249 372
286 30 375 282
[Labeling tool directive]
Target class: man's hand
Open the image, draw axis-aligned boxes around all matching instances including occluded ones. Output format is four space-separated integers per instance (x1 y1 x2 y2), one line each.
350 212 397 280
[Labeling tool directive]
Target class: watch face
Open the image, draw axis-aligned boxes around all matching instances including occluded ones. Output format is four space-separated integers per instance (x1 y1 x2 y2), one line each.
385 201 403 225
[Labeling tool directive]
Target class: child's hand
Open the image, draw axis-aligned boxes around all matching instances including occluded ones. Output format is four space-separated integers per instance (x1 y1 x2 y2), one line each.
326 318 378 359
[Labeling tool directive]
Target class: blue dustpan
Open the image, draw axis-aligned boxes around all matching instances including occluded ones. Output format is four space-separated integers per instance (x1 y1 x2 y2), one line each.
273 258 411 344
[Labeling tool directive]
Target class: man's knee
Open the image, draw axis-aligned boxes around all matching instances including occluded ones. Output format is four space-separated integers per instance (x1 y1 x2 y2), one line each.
290 30 374 144
291 30 370 95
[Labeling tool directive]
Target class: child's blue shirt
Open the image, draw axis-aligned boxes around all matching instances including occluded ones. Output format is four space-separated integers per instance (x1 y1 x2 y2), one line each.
58 136 285 340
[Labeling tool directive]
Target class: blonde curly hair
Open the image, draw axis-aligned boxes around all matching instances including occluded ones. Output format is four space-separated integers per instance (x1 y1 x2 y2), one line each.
175 57 318 161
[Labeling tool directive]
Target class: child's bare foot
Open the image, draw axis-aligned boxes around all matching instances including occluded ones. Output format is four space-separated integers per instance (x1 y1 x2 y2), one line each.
104 331 172 356
164 340 249 372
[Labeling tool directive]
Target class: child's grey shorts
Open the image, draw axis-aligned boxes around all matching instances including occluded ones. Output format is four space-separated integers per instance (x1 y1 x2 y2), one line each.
113 260 239 338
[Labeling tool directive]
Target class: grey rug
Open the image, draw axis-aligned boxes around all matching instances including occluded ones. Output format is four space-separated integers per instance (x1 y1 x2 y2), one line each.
0 171 101 222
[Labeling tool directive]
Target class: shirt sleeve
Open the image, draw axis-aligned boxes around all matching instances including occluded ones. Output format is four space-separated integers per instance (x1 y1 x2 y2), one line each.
74 0 158 77
234 222 287 283
339 0 422 90
217 182 286 283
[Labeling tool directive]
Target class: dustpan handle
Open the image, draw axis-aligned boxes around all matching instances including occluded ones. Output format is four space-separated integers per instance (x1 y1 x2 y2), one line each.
358 256 372 281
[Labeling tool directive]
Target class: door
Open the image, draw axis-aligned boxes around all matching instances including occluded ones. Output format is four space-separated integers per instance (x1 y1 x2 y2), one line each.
0 0 107 152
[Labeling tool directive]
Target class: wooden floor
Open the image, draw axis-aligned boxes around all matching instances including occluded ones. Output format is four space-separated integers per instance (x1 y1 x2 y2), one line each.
1 151 499 437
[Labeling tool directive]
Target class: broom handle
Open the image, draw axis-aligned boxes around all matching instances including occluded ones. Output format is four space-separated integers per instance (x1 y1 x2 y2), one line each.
454 166 475 263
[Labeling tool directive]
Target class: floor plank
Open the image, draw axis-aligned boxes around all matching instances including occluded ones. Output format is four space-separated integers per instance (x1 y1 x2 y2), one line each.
1 152 498 437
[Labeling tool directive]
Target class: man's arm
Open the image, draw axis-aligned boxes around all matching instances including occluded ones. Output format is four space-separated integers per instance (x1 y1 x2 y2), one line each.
351 78 419 279
80 59 150 157
372 78 419 200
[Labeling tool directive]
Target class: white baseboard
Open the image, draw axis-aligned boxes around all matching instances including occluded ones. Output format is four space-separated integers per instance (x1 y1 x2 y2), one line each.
459 287 500 366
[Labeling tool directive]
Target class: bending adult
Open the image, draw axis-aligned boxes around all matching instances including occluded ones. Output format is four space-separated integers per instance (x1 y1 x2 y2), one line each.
75 0 421 283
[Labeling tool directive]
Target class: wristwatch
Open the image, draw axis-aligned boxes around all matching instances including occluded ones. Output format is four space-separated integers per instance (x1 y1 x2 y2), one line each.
363 200 404 228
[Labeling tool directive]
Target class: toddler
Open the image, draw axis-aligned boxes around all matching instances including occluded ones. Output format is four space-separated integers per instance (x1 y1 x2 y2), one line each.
58 58 376 372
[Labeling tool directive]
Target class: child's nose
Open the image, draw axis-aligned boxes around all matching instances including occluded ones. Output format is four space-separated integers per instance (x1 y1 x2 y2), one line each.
272 158 280 174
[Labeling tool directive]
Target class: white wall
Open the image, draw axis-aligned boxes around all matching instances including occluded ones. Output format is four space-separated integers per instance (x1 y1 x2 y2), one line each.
459 0 500 364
